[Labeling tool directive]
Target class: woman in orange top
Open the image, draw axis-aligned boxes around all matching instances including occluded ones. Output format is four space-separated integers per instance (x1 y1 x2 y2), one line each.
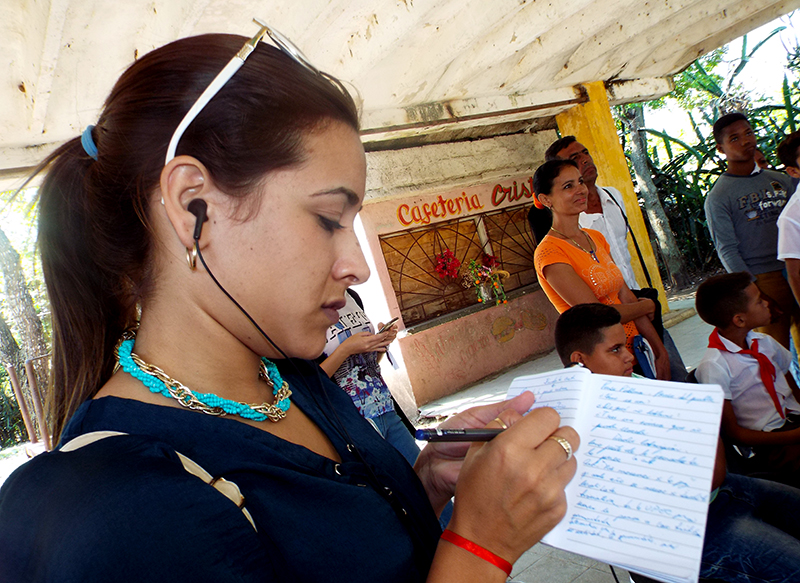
533 159 670 380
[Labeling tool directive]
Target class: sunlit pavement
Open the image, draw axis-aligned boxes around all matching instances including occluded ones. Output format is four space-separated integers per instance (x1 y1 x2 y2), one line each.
420 298 708 420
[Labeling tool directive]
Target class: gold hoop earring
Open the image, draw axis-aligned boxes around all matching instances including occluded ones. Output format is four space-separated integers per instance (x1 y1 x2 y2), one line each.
186 243 198 271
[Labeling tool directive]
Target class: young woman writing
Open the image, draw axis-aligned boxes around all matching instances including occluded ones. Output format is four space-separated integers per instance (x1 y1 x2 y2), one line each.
0 23 578 583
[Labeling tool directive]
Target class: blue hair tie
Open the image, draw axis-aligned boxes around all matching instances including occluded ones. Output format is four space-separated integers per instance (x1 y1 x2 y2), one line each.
81 125 98 160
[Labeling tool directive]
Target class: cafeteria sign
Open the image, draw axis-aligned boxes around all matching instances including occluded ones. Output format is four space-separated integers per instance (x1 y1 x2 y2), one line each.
395 177 534 227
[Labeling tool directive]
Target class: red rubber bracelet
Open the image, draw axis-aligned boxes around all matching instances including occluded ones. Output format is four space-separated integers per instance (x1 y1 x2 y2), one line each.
440 529 513 576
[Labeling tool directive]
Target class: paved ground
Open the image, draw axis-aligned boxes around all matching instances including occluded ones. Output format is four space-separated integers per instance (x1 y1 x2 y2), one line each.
420 298 711 583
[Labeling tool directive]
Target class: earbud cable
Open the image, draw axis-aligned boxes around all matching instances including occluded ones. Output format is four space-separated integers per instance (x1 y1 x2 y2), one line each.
196 244 290 361
195 242 429 554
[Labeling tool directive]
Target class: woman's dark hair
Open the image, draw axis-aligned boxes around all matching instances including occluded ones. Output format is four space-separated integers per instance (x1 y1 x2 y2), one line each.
695 272 754 329
526 205 552 243
36 34 359 440
532 159 578 198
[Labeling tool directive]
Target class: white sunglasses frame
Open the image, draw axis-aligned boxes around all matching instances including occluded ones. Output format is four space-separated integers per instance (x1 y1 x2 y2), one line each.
164 18 318 164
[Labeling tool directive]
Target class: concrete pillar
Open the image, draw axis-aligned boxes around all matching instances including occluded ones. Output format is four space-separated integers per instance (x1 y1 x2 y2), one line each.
555 81 667 310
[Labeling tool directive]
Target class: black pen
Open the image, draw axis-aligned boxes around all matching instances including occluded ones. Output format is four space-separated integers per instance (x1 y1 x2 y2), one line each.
415 428 504 442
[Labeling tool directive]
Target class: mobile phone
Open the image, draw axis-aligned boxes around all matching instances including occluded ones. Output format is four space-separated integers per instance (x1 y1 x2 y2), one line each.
378 317 399 333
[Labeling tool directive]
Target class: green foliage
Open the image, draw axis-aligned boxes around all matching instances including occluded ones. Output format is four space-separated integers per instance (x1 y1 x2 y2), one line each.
649 48 726 111
619 29 800 276
0 367 24 448
643 129 725 272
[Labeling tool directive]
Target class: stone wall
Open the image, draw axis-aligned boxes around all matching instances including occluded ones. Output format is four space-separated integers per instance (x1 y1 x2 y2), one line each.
365 130 558 200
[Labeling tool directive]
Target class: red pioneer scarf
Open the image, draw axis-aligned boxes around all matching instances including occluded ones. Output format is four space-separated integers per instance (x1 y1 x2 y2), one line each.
707 328 785 419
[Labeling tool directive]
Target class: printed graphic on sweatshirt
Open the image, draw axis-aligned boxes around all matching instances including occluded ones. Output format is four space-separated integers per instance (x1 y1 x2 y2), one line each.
737 181 789 221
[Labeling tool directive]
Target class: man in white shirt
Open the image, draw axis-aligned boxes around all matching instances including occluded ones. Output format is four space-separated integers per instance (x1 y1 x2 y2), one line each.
777 132 800 305
775 131 800 382
578 185 637 288
545 135 686 380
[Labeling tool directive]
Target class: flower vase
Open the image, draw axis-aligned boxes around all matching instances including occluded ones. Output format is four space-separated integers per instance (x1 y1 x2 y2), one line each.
477 282 493 303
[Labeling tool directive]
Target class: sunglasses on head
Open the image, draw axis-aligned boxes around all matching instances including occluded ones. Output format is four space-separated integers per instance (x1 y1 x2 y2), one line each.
165 18 320 164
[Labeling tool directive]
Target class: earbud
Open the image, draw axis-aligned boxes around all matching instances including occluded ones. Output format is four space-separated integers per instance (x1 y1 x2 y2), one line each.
189 196 288 362
187 199 208 241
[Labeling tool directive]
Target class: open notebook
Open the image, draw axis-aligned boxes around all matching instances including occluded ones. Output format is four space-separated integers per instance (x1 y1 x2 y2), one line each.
506 367 724 583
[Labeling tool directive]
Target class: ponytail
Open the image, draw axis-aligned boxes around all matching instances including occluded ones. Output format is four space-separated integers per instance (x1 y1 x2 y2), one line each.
38 135 146 441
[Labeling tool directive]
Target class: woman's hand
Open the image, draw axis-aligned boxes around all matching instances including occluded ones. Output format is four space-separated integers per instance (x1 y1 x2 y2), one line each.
637 298 656 321
415 394 579 564
634 315 671 380
319 327 396 377
376 322 398 344
543 265 655 324
414 395 537 512
340 329 393 355
654 350 671 380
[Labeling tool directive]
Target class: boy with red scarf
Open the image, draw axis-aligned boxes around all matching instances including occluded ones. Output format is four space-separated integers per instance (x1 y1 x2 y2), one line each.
696 272 800 486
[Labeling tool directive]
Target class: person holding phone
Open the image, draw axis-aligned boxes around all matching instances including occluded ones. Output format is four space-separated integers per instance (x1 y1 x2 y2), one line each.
319 290 420 464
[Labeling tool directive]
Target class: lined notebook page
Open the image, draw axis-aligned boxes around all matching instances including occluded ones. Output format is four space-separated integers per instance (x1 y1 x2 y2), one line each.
507 370 723 583
506 367 588 425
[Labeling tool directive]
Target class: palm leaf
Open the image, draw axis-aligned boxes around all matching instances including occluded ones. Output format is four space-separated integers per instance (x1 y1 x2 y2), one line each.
728 28 785 90
643 129 704 161
692 61 723 96
784 75 797 133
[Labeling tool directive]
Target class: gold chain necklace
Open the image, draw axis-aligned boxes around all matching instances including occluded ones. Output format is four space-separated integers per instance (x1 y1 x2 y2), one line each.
116 331 292 422
549 227 599 263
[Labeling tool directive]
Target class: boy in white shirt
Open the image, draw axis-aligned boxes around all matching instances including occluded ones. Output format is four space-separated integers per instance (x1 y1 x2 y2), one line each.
776 132 800 305
695 272 800 485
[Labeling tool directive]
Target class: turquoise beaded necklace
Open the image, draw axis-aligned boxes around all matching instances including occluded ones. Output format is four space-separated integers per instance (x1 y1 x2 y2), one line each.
116 336 291 422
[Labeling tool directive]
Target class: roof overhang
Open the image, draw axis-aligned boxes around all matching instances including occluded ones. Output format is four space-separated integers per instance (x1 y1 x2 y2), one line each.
1 0 798 189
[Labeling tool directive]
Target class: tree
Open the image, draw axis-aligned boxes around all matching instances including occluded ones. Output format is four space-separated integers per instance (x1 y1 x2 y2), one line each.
0 314 24 446
619 104 688 288
0 192 50 446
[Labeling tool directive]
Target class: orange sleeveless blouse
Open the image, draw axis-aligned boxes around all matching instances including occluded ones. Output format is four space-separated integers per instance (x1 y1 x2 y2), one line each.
534 228 639 348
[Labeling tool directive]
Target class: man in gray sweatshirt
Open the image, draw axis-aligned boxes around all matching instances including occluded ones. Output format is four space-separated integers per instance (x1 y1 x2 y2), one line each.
705 112 797 351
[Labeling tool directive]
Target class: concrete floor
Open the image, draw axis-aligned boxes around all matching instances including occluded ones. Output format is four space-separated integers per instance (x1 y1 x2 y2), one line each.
420 298 711 420
511 544 630 583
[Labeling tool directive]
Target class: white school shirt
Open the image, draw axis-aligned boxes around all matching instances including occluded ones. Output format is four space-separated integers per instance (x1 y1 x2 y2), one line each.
578 186 637 289
695 330 800 431
777 182 800 260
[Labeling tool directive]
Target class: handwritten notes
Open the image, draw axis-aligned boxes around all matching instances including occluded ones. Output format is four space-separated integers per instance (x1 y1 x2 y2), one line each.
507 368 723 583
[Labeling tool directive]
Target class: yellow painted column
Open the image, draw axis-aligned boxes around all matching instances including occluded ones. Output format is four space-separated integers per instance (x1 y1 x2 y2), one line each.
555 81 668 311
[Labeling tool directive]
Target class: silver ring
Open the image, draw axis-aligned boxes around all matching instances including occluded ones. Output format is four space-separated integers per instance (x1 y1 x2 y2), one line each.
547 435 573 461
